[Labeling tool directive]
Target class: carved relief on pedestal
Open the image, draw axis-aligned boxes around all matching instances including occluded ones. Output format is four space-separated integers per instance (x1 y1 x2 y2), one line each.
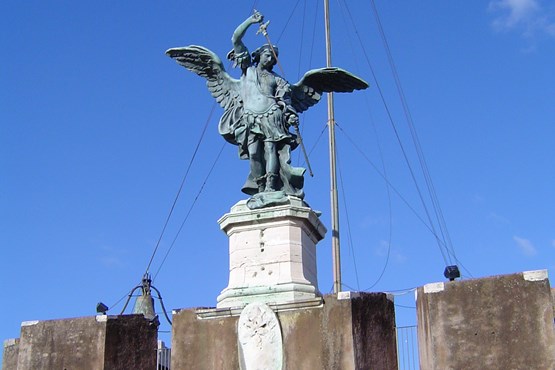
238 302 283 370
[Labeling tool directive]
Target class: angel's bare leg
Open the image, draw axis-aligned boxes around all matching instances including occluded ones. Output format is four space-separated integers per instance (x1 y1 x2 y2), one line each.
264 141 278 192
248 140 265 192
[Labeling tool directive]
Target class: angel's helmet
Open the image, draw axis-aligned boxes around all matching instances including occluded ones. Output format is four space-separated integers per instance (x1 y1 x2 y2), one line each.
252 44 279 67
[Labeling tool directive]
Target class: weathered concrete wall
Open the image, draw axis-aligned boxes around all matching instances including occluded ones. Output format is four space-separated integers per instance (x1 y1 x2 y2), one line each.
104 315 158 369
172 293 397 370
278 296 356 369
2 339 19 370
351 293 398 368
13 314 156 370
17 316 107 370
172 308 240 370
417 270 555 370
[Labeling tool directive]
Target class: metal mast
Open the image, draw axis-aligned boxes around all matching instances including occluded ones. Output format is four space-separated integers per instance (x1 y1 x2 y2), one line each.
324 0 342 294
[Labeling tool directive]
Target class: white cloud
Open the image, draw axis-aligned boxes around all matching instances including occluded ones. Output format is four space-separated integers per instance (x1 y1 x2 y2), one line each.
472 194 485 204
100 256 123 268
513 235 537 256
490 0 539 28
489 0 555 38
359 216 382 229
488 212 511 225
97 244 126 268
375 240 407 263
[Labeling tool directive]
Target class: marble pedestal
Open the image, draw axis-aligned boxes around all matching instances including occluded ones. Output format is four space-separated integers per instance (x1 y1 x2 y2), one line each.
217 197 326 308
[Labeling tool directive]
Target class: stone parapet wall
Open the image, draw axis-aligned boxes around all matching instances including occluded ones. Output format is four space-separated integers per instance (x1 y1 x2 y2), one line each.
417 270 555 370
172 292 398 370
3 315 156 370
2 339 19 370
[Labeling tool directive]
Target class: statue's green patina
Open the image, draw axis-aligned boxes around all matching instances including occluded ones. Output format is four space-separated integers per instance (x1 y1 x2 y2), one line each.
166 11 368 209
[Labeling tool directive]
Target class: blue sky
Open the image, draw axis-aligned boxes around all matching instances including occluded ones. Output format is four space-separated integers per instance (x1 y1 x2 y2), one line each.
2 0 554 349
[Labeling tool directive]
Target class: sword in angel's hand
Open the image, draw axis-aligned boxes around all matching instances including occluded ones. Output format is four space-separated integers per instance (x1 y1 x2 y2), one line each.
255 18 285 75
291 118 314 177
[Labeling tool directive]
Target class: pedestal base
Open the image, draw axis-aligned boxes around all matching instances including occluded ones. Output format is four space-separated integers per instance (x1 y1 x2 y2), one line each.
171 293 398 370
217 197 326 308
217 282 318 308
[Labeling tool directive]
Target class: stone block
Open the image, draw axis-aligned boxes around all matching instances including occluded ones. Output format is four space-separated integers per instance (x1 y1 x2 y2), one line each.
13 314 157 370
171 292 398 370
416 270 555 370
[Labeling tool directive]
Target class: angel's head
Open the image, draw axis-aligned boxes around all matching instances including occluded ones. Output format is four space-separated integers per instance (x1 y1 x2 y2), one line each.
252 44 279 69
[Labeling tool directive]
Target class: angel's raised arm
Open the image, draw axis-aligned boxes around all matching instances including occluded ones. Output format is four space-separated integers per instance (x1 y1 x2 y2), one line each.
228 11 264 71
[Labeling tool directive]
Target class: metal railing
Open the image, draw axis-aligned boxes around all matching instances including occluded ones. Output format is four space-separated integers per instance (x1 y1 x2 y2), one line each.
396 325 418 370
157 340 171 369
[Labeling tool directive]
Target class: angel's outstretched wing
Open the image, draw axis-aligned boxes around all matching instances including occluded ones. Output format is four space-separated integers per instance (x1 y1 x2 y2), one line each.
166 45 241 110
291 67 369 114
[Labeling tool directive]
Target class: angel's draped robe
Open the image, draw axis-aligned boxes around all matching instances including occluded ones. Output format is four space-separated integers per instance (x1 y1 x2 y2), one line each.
217 67 305 198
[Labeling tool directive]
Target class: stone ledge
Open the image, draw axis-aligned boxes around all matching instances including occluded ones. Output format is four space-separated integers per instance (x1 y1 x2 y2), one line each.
218 198 326 239
195 297 324 319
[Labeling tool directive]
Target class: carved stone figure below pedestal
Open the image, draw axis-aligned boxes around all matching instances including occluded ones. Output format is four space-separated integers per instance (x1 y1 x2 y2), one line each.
238 302 283 370
217 196 326 308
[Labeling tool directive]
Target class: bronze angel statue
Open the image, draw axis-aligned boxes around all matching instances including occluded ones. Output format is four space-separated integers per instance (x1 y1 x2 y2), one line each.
166 11 368 209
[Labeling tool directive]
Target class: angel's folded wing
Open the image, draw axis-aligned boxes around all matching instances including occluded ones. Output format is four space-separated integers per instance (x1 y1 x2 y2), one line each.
166 45 241 110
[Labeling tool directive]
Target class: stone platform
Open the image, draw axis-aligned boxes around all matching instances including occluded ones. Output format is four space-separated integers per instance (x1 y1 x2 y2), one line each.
172 292 398 370
217 197 326 308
